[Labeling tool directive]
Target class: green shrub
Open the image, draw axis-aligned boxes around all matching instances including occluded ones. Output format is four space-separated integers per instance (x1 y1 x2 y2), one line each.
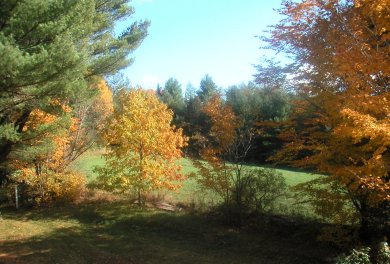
335 243 390 264
336 248 371 264
240 168 287 214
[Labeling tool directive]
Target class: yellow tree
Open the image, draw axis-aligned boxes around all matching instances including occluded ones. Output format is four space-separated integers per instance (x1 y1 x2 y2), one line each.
265 0 390 247
96 88 188 204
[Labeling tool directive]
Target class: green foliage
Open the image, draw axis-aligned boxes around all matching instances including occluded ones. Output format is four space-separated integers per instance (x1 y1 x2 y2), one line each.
335 243 390 264
198 74 219 102
239 168 287 213
160 78 185 124
336 247 371 264
292 177 359 225
184 83 197 102
226 83 291 123
225 83 290 162
0 124 20 143
0 0 149 177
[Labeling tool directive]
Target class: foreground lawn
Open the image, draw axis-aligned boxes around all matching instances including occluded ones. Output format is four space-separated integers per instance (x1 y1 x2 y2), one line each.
0 201 334 264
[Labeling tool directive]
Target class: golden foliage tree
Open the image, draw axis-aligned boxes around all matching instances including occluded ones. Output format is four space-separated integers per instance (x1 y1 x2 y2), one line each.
265 0 390 246
96 88 188 204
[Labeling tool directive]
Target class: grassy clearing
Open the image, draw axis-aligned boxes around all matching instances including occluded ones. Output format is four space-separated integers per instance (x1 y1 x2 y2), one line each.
68 149 106 182
0 151 334 263
70 150 322 185
70 150 322 213
0 201 334 264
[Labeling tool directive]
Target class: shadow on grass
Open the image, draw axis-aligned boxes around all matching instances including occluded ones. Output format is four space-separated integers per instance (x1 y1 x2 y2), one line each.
0 201 335 264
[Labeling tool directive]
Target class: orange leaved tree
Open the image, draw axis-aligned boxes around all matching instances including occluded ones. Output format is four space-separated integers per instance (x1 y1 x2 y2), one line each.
192 95 271 225
193 95 241 206
96 88 188 204
10 102 85 204
264 0 390 247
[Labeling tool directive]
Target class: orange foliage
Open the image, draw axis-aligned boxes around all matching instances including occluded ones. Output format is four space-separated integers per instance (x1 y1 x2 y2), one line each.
202 95 240 153
12 101 85 204
192 95 242 204
268 0 389 242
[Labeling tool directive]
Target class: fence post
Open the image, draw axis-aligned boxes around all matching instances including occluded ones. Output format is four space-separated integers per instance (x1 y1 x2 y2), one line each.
15 185 18 209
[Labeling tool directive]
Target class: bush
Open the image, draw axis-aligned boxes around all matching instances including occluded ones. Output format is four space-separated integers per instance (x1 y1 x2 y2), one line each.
221 168 287 226
335 247 371 264
14 169 86 205
239 168 287 214
335 242 390 264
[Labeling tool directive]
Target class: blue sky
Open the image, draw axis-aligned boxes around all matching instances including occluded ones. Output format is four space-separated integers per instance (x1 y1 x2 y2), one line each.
121 0 282 89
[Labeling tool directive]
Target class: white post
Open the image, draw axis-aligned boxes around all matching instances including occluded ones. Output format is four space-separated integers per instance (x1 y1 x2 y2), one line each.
15 185 18 209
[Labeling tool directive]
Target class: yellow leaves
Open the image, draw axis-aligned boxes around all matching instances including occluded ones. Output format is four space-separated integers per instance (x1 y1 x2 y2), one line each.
92 79 114 122
14 170 86 204
99 88 188 195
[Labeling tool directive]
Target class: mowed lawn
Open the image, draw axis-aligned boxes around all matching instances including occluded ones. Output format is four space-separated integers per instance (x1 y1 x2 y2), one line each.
70 150 322 212
0 201 334 264
0 151 333 264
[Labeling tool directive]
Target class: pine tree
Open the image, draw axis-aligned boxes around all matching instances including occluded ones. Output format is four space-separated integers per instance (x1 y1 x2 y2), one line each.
198 74 219 102
0 0 149 182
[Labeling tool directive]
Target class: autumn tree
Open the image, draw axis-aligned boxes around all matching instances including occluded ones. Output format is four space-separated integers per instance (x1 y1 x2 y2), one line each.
10 103 85 204
193 95 275 225
0 0 149 183
264 0 390 250
96 89 188 205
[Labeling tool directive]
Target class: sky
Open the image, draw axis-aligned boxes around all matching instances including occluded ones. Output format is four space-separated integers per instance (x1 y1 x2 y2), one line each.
120 0 283 90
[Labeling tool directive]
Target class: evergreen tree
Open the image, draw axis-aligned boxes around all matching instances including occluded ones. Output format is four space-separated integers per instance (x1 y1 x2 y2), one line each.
160 78 185 115
0 0 149 182
198 74 219 102
184 83 197 102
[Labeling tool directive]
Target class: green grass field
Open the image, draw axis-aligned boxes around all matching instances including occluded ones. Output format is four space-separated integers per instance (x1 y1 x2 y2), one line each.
70 150 321 186
0 151 333 264
69 150 322 214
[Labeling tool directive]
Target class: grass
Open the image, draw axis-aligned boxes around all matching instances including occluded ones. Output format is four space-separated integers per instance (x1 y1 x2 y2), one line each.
68 149 106 182
0 201 335 264
69 150 322 212
0 151 336 263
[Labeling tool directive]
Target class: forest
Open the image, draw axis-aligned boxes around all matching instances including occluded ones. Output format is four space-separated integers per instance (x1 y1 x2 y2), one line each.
0 0 389 263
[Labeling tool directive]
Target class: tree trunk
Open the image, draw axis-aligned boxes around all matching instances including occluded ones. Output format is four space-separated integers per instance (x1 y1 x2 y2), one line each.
0 110 32 184
359 204 389 263
137 189 142 206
